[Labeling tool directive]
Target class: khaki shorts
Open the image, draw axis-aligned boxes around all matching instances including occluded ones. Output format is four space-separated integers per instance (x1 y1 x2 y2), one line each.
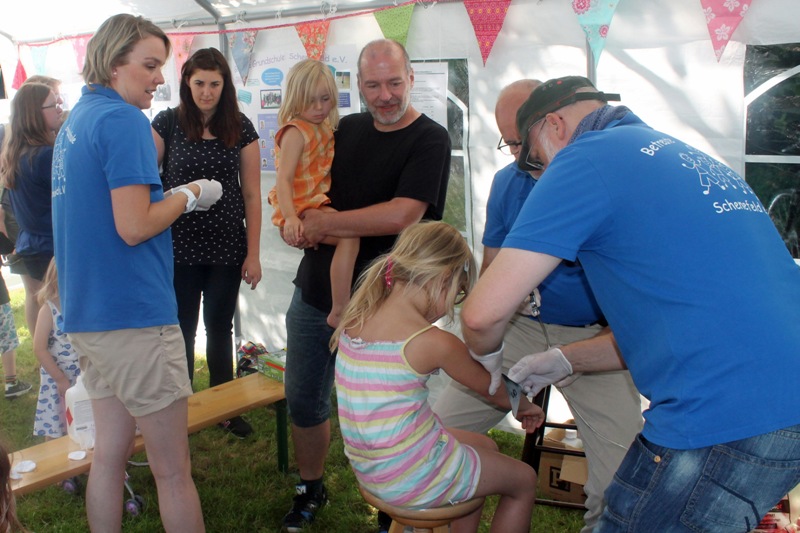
70 325 192 417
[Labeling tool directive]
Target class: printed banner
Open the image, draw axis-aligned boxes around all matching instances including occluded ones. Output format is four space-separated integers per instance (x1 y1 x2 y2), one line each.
374 4 415 47
295 20 331 61
573 0 621 68
71 35 90 74
700 0 753 61
228 30 258 84
11 58 27 90
30 45 49 75
464 0 512 65
169 34 196 79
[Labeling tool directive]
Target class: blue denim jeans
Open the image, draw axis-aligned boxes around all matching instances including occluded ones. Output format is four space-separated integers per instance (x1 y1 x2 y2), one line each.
595 424 800 532
284 287 337 428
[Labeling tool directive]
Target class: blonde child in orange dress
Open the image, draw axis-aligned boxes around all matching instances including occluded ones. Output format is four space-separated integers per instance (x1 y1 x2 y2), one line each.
268 59 359 328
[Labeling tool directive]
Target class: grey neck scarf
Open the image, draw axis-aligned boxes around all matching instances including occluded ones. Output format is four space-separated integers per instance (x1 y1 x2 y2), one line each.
568 104 630 145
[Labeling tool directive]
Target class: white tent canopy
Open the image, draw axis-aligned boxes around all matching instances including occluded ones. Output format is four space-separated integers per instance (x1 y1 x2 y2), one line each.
1 0 798 347
0 0 403 43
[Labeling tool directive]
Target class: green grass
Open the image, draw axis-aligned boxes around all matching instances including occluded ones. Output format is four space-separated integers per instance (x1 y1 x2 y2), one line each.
0 288 584 532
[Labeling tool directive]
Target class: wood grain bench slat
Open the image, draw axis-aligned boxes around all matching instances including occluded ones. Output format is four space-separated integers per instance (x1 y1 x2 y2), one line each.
9 373 287 496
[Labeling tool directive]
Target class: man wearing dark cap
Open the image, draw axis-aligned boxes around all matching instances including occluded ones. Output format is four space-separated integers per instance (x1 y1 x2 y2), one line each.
433 78 642 533
461 75 800 531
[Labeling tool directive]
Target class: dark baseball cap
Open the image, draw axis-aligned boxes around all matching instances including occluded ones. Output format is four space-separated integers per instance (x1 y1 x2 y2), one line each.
516 76 620 171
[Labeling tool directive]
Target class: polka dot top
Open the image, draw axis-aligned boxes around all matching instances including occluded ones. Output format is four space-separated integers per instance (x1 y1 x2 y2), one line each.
152 109 259 266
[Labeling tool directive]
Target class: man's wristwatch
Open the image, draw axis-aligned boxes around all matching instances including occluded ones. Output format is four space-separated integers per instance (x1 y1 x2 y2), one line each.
176 187 198 213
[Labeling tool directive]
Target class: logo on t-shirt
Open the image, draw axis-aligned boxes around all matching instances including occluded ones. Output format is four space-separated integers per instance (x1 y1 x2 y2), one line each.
52 131 68 198
679 145 752 197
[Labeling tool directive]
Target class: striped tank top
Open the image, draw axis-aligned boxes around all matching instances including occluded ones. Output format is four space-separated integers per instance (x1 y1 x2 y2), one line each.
335 325 480 509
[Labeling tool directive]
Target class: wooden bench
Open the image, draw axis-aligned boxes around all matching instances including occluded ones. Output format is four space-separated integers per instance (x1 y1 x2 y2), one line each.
8 372 288 495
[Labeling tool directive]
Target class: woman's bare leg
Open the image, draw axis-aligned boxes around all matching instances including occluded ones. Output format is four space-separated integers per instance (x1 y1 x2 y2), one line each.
85 396 137 533
20 274 43 337
136 398 205 533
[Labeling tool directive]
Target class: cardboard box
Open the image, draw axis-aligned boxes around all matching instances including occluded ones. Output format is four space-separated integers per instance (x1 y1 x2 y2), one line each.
561 453 589 485
536 428 588 505
751 484 800 532
236 341 268 377
257 350 287 383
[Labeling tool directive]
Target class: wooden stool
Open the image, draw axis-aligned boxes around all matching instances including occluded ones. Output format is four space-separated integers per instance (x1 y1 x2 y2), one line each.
358 485 485 533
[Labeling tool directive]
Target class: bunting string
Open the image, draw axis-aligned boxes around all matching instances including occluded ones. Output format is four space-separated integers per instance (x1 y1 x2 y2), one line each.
12 0 758 78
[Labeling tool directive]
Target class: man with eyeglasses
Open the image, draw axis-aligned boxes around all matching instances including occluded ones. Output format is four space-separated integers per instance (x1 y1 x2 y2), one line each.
433 79 642 533
461 76 800 532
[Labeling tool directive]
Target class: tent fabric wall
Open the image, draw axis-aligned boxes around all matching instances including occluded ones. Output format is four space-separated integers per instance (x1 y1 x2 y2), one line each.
1 0 799 347
234 0 783 348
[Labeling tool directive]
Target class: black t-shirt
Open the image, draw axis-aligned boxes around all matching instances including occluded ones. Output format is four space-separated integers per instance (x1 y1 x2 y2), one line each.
152 109 260 266
294 112 451 312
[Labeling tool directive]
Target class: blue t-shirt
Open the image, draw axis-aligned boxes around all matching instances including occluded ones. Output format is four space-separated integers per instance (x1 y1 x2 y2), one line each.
505 111 800 449
52 85 177 333
486 162 602 326
9 146 53 256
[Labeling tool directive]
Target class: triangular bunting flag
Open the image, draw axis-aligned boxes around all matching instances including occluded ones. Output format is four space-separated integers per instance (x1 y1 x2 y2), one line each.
295 20 331 61
30 45 49 75
169 34 196 79
11 59 27 90
464 0 511 66
573 0 621 68
374 4 415 47
71 35 90 75
228 30 258 84
700 0 752 61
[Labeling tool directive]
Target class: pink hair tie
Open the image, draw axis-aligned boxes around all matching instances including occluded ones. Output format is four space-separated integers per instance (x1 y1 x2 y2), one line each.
385 257 394 288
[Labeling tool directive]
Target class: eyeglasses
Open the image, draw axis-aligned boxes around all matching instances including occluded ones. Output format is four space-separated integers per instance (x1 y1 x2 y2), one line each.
497 138 523 156
523 119 547 171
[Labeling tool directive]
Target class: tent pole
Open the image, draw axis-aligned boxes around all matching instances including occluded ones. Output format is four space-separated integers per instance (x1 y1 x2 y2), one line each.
191 0 228 54
193 0 221 22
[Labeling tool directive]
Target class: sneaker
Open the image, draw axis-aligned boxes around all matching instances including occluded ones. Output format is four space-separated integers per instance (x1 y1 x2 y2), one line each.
217 416 252 439
5 380 32 399
282 484 328 532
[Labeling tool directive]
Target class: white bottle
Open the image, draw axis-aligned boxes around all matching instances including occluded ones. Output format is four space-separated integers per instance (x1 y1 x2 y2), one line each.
65 376 95 450
562 428 583 450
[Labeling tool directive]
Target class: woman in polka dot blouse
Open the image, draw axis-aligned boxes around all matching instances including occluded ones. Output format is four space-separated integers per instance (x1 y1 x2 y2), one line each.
152 48 262 438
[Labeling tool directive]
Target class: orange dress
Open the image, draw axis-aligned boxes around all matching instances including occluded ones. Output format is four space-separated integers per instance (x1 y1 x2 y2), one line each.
268 118 334 226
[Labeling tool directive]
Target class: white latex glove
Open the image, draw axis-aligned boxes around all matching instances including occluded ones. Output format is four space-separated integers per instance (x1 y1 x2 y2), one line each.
191 179 222 211
507 347 573 396
469 343 504 396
